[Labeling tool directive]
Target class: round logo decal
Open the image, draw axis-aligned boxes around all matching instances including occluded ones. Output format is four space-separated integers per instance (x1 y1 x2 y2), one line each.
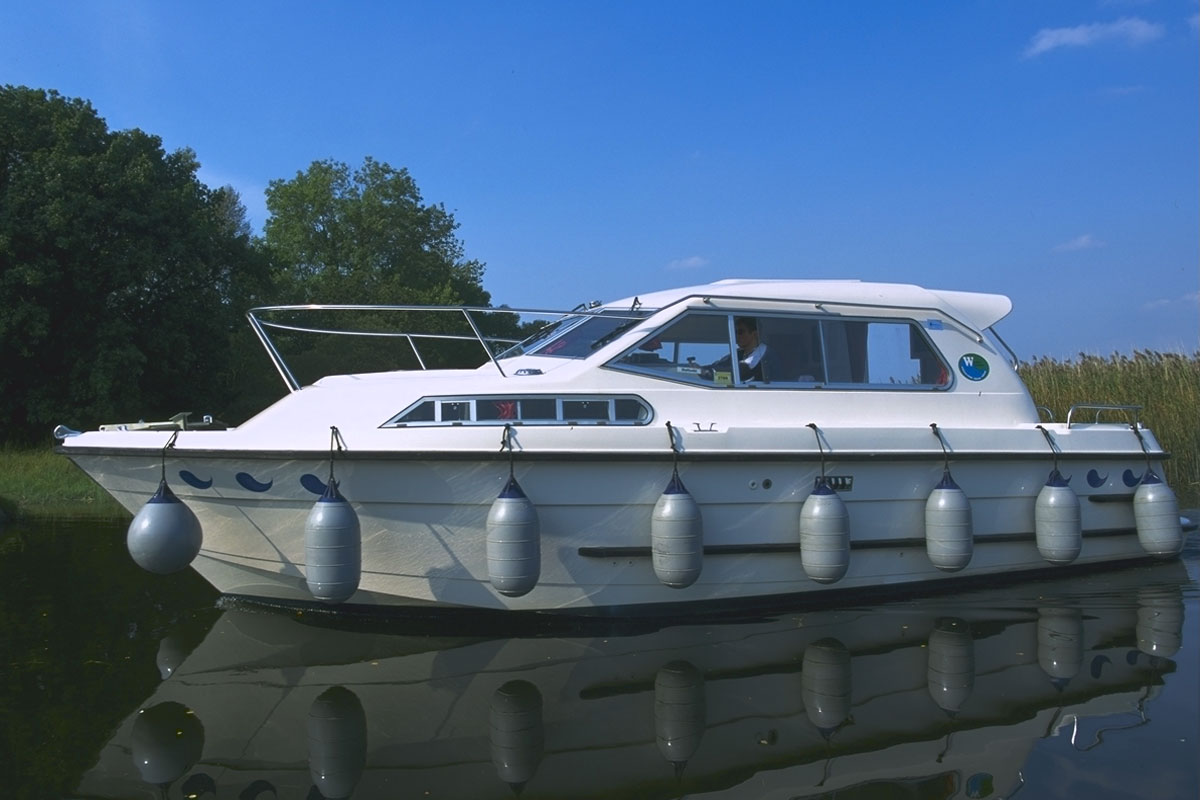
958 354 990 381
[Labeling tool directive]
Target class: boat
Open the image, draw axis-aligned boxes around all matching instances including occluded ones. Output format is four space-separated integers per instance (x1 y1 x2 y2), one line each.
55 278 1189 613
73 559 1192 799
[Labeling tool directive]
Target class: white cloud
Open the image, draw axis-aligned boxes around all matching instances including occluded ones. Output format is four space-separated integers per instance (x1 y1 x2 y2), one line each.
1141 291 1200 311
666 255 709 270
1053 234 1105 252
1023 17 1165 58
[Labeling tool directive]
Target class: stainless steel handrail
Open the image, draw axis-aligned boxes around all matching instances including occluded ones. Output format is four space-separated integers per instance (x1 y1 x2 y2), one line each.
1065 403 1142 428
247 310 301 392
697 292 989 343
987 325 1020 369
245 304 650 393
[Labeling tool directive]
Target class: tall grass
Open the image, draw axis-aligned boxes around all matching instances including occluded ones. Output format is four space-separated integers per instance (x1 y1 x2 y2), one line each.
1019 351 1199 506
0 448 125 519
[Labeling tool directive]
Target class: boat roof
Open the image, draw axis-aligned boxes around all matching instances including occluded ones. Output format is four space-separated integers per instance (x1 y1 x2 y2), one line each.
607 279 1013 332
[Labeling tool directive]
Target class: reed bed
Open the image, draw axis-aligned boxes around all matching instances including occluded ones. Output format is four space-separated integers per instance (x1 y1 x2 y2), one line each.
1019 351 1199 506
0 447 124 519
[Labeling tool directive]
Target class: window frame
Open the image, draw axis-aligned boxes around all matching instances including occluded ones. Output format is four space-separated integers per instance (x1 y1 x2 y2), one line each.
381 394 655 427
605 310 953 391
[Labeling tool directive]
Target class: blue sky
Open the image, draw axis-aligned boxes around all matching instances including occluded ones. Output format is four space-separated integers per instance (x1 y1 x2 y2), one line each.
2 1 1197 359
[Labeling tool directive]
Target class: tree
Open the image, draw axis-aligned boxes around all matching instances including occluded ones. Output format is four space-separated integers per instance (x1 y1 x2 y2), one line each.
0 86 269 440
258 158 517 382
264 157 490 306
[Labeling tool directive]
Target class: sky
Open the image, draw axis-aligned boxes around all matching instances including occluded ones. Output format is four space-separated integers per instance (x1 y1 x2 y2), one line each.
2 1 1197 360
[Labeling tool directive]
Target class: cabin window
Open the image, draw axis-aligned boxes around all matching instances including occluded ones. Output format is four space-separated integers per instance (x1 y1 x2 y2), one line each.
608 311 949 389
441 401 471 421
562 400 609 421
820 319 949 387
383 395 653 427
614 398 649 421
395 400 436 422
518 398 557 420
608 314 736 386
476 399 521 421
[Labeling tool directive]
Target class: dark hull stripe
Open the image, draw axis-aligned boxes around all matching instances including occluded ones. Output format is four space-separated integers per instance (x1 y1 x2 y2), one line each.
579 527 1141 558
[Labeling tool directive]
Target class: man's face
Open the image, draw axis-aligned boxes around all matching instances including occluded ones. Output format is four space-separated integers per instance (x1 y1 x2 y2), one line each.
735 323 758 350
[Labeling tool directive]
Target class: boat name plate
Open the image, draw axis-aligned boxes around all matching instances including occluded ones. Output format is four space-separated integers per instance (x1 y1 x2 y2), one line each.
825 475 854 492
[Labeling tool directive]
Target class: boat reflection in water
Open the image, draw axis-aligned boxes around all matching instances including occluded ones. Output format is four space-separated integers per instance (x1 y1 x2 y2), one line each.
78 561 1190 800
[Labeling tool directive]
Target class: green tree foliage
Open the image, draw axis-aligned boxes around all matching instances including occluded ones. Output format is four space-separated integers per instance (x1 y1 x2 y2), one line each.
0 90 517 438
264 157 489 306
0 86 269 440
255 158 519 386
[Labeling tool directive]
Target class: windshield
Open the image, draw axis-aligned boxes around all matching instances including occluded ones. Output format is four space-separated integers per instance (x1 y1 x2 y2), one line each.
498 310 653 360
496 317 570 358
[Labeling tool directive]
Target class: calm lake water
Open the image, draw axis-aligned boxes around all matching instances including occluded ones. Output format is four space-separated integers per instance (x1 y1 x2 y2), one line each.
2 516 1197 800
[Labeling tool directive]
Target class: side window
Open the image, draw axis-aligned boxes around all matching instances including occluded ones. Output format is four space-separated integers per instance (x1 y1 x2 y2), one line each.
520 398 557 420
610 314 735 386
757 317 824 383
610 313 823 386
820 319 948 387
383 395 652 426
609 312 948 389
393 400 436 423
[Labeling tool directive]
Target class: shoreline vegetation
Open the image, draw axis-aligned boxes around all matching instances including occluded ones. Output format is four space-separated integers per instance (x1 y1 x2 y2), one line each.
0 447 125 520
1 351 1196 521
1018 350 1198 506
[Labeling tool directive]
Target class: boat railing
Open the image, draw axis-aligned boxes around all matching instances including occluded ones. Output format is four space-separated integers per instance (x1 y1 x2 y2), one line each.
247 290 1005 393
246 304 646 392
986 325 1020 369
1065 403 1142 428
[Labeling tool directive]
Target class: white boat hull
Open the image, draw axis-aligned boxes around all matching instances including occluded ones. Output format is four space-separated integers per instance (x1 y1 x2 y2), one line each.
67 447 1171 612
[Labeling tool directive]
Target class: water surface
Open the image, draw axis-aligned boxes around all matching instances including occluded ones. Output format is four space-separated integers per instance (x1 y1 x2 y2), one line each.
2 517 1196 799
